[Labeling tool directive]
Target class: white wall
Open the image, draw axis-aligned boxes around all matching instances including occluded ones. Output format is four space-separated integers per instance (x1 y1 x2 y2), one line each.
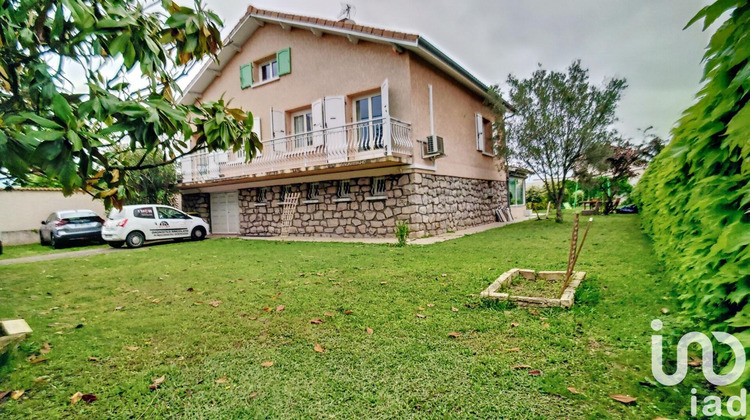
0 189 106 245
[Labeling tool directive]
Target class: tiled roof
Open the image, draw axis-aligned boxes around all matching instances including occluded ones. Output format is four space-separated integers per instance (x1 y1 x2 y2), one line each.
246 6 420 43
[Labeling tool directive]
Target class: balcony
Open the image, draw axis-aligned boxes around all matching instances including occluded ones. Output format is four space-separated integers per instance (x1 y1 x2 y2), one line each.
180 117 413 184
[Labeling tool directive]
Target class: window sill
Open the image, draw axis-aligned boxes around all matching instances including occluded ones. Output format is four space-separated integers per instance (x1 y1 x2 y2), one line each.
333 198 352 203
482 152 497 157
302 200 321 204
365 196 387 201
251 77 280 88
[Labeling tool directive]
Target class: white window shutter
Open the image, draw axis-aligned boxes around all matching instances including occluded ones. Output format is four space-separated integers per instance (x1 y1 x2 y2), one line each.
311 99 324 146
271 108 286 152
252 117 262 157
475 113 485 152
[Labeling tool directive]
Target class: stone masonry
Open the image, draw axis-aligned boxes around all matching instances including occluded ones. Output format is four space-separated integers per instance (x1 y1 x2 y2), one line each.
182 193 211 228
234 173 507 238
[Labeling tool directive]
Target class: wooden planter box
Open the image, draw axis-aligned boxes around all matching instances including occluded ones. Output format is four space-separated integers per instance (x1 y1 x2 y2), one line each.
479 269 586 308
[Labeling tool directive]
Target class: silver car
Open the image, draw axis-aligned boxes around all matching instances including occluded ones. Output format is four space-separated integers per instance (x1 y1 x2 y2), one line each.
39 210 105 249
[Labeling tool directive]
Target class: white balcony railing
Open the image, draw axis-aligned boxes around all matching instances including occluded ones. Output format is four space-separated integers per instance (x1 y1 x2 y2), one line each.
180 117 412 183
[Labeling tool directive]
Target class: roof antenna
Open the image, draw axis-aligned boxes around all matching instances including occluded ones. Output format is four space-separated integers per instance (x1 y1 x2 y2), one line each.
337 3 356 23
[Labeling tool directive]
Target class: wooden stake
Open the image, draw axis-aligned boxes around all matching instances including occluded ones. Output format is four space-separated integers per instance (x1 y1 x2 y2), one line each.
562 213 579 288
560 216 593 296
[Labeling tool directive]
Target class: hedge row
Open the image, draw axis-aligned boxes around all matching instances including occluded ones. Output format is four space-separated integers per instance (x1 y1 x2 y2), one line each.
633 1 749 392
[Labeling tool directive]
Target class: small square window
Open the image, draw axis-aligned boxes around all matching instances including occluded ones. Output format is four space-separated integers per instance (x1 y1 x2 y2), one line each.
256 188 267 204
337 180 351 198
260 59 278 82
306 183 320 201
371 177 386 196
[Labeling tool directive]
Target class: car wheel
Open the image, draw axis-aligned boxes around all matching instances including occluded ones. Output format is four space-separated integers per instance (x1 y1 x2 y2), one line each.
50 235 64 249
191 227 207 241
108 241 125 248
125 231 145 248
39 232 48 246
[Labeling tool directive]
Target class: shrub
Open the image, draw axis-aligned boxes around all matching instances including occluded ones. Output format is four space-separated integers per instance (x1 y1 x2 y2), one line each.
395 221 410 247
633 1 749 392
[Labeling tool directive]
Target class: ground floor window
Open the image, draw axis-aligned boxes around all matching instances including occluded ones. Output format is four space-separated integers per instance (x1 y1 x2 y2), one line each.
509 177 525 206
281 185 292 201
371 177 386 197
307 183 320 201
337 180 351 198
256 188 267 204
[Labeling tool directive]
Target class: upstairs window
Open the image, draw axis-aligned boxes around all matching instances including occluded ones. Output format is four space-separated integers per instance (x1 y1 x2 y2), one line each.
260 59 278 82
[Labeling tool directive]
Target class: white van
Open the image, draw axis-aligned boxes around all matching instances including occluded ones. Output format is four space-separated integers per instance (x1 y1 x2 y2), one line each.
102 205 210 248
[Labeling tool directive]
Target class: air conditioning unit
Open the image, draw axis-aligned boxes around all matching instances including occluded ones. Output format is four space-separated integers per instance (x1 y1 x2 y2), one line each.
423 135 444 158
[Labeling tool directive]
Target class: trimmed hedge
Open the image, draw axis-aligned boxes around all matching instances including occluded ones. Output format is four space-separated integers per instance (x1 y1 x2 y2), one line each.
633 1 750 391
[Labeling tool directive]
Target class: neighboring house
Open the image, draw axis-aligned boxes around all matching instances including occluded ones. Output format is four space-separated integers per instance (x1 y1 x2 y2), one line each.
178 6 512 238
507 167 531 219
0 188 106 245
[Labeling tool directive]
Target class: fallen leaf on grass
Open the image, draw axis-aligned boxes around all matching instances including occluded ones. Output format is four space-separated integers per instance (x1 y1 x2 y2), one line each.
40 342 52 354
126 346 139 351
70 392 83 405
81 394 97 403
567 387 582 395
209 301 222 307
448 332 462 338
610 394 637 405
28 356 48 364
451 307 459 312
114 306 124 311
380 282 387 285
416 313 426 319
313 343 325 353
510 322 520 328
89 356 99 362
418 307 424 311
149 375 166 390
187 288 194 292
427 303 435 307
261 361 274 367
366 327 374 335
0 390 10 401
513 365 532 370
263 307 272 312
310 319 324 324
276 305 285 312
249 392 258 399
34 376 51 384
11 390 24 400
215 376 229 384
505 348 520 352
528 370 542 376
324 312 334 317
344 310 353 315
661 308 669 314
542 323 550 329
151 298 161 304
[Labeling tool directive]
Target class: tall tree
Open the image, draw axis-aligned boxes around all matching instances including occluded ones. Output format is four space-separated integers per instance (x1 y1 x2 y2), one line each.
0 0 261 208
494 61 627 222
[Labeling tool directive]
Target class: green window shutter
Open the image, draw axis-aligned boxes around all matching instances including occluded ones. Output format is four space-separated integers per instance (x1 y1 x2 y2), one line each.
277 48 291 76
240 63 253 89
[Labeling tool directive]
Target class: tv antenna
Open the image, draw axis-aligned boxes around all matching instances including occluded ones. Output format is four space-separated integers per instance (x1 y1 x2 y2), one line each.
337 3 356 21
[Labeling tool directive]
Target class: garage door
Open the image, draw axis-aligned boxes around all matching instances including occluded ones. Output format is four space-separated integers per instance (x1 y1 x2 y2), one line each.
210 192 240 234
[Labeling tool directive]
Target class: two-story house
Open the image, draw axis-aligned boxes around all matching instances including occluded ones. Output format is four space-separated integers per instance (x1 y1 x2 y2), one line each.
178 6 517 238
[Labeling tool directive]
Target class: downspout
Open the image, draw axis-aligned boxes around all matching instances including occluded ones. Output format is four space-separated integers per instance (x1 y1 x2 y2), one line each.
409 84 438 172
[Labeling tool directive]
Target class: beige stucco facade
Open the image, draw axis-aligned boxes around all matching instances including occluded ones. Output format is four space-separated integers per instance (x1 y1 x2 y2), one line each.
0 189 106 245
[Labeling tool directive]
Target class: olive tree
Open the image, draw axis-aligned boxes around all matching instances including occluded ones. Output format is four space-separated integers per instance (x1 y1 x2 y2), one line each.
493 61 626 222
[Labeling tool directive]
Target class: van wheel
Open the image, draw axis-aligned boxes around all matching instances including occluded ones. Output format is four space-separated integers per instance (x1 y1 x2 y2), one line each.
126 231 145 248
108 241 125 248
191 227 206 241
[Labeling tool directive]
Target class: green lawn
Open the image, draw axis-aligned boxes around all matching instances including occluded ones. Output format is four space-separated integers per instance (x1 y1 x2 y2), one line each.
0 242 106 260
0 215 703 418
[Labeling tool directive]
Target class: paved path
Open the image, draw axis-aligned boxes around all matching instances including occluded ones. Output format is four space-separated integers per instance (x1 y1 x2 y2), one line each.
0 247 115 266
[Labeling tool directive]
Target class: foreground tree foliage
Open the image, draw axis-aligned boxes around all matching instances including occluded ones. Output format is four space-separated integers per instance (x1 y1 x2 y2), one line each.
634 1 749 393
0 0 261 207
495 60 626 222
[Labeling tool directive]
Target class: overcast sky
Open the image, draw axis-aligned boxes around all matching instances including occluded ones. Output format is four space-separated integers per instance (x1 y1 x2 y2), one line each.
191 0 713 143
